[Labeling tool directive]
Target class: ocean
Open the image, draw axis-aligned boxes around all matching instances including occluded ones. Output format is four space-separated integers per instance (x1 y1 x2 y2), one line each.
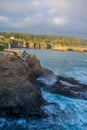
0 49 87 130
27 49 87 84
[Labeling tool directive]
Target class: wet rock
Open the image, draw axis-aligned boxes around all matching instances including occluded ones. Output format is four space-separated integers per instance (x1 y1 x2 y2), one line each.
37 69 57 86
37 68 87 100
45 76 87 100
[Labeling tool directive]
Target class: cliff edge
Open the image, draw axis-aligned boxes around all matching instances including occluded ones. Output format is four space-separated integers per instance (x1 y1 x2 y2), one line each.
0 51 45 118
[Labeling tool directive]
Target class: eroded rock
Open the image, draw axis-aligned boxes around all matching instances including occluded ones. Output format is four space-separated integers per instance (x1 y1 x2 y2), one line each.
0 51 45 117
40 75 87 100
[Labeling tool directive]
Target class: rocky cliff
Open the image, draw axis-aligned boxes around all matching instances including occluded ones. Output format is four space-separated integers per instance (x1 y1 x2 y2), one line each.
0 51 46 118
0 50 87 118
10 41 52 49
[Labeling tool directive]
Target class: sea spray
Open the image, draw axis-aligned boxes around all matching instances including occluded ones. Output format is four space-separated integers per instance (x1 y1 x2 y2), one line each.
37 73 58 86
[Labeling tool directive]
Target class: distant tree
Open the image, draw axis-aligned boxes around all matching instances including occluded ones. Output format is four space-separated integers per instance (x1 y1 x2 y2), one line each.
5 33 10 38
0 32 87 48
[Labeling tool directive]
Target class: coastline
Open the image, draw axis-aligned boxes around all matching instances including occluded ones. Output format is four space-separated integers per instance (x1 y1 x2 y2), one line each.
0 50 87 118
52 46 87 52
0 33 87 52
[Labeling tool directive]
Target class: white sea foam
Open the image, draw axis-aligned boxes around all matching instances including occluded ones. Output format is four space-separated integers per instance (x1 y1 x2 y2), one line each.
37 74 57 86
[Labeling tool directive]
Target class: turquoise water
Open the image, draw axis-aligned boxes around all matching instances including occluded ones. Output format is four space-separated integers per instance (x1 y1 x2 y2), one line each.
0 49 87 130
26 49 87 84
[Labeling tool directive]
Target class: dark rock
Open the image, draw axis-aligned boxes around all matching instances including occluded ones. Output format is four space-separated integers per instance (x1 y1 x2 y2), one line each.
0 51 46 118
43 76 87 100
0 81 45 118
37 69 57 86
0 50 87 119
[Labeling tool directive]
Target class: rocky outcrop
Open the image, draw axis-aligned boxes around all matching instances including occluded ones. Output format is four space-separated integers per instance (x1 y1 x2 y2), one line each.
40 42 48 49
0 51 46 118
28 41 35 49
52 45 85 52
51 76 87 99
52 45 68 51
0 50 87 118
28 41 51 49
39 75 87 100
3 41 52 49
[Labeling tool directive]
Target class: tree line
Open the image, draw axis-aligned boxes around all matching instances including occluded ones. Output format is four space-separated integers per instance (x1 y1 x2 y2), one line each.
0 32 87 49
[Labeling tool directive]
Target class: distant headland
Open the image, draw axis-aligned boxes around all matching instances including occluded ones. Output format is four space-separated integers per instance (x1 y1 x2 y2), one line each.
0 32 87 52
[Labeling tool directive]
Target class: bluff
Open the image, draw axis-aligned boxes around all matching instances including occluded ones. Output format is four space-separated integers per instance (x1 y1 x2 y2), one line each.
0 51 47 118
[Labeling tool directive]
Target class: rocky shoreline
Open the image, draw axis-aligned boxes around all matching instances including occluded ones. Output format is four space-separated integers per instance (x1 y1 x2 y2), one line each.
0 51 47 118
1 40 87 52
0 51 87 118
52 46 87 52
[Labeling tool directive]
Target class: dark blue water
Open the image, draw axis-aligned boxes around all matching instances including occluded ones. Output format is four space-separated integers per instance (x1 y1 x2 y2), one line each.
0 49 87 130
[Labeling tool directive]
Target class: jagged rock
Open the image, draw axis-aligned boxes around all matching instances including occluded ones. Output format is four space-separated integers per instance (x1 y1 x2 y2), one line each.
0 51 45 117
41 75 87 100
34 42 40 49
28 41 35 49
37 69 57 86
40 42 48 49
0 50 87 119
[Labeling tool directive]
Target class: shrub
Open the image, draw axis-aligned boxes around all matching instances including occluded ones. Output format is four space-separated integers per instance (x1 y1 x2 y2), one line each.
0 44 4 51
10 56 18 61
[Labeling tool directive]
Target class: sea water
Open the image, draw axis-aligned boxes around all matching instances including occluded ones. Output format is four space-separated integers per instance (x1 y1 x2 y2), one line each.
27 49 87 85
0 49 87 130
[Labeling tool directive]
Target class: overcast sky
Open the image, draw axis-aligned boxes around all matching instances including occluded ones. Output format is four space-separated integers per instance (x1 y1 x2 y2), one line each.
0 0 87 39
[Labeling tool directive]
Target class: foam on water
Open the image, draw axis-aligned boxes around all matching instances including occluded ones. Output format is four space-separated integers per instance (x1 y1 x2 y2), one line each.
26 49 87 84
1 90 87 130
37 74 57 86
42 90 87 130
0 49 87 129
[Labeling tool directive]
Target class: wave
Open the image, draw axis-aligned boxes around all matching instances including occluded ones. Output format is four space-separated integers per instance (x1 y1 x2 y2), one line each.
37 74 57 86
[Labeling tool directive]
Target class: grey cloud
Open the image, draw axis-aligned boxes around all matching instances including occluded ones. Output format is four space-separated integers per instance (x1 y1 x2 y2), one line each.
0 16 9 22
0 0 42 16
45 0 87 18
0 0 87 39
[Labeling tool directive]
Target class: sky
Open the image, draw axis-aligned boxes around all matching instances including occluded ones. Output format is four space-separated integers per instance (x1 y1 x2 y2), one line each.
0 0 87 39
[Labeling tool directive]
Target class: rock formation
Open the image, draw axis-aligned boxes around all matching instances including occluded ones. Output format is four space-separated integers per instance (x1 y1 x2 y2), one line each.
39 75 87 100
0 50 87 118
0 51 45 118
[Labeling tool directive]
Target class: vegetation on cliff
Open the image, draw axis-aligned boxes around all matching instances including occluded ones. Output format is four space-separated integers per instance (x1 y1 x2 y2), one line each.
0 32 87 51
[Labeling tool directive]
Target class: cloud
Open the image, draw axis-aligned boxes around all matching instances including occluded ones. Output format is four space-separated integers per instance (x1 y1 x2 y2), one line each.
52 17 69 26
45 0 87 18
0 0 87 39
0 16 9 22
0 0 42 16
